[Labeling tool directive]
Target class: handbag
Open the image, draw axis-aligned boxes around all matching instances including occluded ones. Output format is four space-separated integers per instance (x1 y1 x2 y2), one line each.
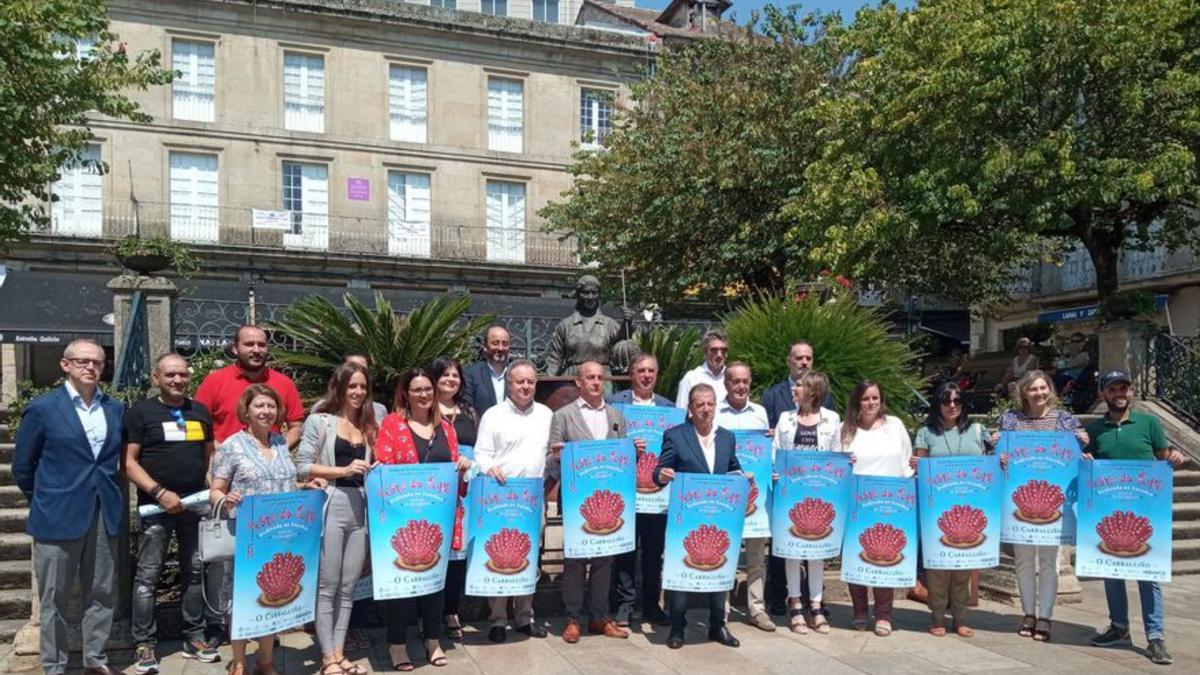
198 496 236 563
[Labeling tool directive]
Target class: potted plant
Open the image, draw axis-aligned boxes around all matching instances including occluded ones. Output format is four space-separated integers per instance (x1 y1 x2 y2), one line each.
110 234 201 278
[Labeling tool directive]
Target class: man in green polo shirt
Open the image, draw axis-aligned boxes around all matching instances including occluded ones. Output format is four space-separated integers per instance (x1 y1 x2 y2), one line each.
1085 370 1186 666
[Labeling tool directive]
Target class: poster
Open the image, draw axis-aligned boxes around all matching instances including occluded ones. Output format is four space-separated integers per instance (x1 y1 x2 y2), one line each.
365 463 458 600
731 430 773 538
841 475 919 588
560 439 636 558
917 456 1003 570
464 477 544 597
619 405 686 514
230 490 325 640
450 445 474 562
662 472 749 593
1000 431 1081 546
771 451 852 560
1076 460 1173 582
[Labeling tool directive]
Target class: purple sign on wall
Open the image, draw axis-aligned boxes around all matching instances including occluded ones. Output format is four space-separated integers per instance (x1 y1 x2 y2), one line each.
347 177 370 201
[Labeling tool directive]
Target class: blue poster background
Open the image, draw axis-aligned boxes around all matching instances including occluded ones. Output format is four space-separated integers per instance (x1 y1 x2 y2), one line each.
464 477 544 597
662 472 749 593
561 439 636 557
231 490 325 640
365 463 458 600
619 405 686 514
732 430 773 538
450 445 475 561
1000 431 1081 546
841 475 919 587
1077 460 1173 582
918 456 1003 570
771 451 852 559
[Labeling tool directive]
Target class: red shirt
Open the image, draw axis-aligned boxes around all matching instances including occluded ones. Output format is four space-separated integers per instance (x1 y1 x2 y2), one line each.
194 363 305 443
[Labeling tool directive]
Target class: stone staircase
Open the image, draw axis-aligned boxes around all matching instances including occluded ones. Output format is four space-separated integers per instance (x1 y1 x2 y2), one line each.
0 425 32 644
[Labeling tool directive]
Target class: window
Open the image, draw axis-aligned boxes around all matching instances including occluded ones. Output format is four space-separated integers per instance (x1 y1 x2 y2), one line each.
429 0 456 8
283 52 325 133
387 171 431 257
388 65 427 144
485 180 525 263
580 88 613 149
169 152 219 243
51 144 102 237
532 0 558 23
282 161 329 250
480 0 506 16
487 77 523 153
172 40 215 122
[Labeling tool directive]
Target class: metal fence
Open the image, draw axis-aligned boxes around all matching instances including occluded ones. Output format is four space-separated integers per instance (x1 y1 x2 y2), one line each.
1150 332 1200 426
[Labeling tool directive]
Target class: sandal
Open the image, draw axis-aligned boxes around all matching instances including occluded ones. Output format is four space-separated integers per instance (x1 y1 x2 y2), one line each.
339 658 368 675
1018 615 1036 638
929 624 947 637
445 615 463 640
954 624 975 638
810 611 830 635
425 640 447 668
874 620 892 637
388 645 414 672
790 611 809 634
321 663 347 675
1032 618 1051 642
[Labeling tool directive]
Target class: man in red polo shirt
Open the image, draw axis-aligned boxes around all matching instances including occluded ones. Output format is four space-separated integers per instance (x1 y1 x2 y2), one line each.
194 325 305 447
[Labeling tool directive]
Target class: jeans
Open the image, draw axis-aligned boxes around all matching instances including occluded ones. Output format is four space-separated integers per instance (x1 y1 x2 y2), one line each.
668 590 725 634
131 511 218 646
1104 578 1164 641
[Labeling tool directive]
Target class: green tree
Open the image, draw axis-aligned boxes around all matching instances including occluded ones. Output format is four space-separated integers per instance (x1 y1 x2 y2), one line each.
789 0 1200 305
540 8 847 304
0 0 173 247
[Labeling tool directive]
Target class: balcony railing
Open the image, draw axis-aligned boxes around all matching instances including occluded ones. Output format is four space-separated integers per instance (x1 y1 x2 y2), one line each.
1010 245 1197 298
41 200 579 268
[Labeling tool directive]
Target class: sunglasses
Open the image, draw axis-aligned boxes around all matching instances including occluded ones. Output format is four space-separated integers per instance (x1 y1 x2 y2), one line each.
169 407 187 430
940 398 963 407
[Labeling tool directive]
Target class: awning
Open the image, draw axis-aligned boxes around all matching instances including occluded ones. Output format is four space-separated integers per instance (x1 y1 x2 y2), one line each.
0 266 115 344
1037 295 1169 324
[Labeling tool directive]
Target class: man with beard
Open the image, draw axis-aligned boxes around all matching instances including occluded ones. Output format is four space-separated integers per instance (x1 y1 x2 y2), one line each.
464 324 512 415
1086 370 1186 666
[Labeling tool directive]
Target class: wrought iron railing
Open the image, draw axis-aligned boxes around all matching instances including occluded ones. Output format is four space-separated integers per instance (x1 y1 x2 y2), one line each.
1150 331 1200 426
113 291 151 392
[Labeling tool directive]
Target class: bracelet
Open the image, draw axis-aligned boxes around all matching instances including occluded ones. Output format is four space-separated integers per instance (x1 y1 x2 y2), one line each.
153 485 167 499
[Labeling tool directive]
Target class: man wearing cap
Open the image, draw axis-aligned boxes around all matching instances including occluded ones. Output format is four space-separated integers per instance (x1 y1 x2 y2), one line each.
1085 370 1187 666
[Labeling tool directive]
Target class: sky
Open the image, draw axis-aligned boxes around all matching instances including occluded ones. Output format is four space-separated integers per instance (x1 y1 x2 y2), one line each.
634 0 915 22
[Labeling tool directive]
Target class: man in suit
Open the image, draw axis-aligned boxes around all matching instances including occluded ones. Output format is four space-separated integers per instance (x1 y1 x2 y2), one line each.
462 324 511 415
653 383 742 650
607 353 674 408
14 339 125 675
548 361 632 643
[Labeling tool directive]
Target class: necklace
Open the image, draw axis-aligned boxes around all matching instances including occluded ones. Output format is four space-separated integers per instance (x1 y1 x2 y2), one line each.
942 426 966 455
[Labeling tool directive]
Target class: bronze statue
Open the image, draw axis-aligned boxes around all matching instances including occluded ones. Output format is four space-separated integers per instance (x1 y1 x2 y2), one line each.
544 275 637 376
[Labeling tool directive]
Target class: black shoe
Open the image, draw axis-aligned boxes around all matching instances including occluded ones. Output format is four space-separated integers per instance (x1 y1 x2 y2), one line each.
707 626 740 648
1090 624 1132 648
667 631 685 649
516 623 547 638
769 602 788 616
644 606 671 627
488 626 507 643
1147 639 1173 665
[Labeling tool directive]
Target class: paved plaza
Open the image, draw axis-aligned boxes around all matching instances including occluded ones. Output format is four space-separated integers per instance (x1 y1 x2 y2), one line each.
9 577 1197 674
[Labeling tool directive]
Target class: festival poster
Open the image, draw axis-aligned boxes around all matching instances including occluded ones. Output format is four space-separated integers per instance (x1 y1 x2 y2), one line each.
230 490 325 640
464 476 544 597
731 429 773 538
917 456 1003 570
449 445 474 562
771 451 853 560
1076 460 1173 583
841 475 919 588
560 439 636 558
365 463 459 600
662 472 749 593
1000 431 1081 546
619 404 687 514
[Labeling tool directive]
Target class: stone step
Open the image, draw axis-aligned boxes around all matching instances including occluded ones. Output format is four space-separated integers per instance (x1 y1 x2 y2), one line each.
1176 470 1200 487
0 618 25 645
0 560 31 591
0 487 26 509
0 588 30 620
1171 559 1200 576
1173 502 1200 520
0 444 11 466
1172 520 1200 540
0 533 31 561
1174 538 1200 561
1174 485 1200 503
0 464 11 484
0 509 27 535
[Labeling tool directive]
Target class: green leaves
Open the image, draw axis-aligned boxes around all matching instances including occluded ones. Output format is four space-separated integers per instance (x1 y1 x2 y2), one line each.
634 325 704 399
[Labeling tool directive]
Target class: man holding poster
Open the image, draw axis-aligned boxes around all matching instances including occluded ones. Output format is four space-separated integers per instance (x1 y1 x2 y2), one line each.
547 361 634 643
654 384 743 650
1084 371 1186 666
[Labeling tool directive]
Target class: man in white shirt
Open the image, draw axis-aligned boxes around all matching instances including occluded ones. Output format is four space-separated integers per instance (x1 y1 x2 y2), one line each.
674 329 729 409
473 359 551 643
714 362 774 632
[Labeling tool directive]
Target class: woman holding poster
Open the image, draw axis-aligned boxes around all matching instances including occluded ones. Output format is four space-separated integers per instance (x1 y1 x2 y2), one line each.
431 357 476 640
376 368 472 670
994 370 1087 643
836 380 913 637
914 382 991 638
772 371 840 634
209 385 328 675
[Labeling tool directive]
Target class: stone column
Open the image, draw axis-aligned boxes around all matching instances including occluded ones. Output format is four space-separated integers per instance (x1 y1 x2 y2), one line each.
108 274 179 364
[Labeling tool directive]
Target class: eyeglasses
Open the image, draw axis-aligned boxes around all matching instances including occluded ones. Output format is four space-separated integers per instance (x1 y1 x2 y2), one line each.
941 398 963 407
708 347 728 353
169 407 187 430
66 358 105 368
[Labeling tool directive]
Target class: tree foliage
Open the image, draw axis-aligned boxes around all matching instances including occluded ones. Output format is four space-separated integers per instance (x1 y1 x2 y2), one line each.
0 0 173 247
634 325 704 398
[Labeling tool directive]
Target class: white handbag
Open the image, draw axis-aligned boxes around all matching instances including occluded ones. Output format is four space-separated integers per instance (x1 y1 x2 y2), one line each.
198 496 236 563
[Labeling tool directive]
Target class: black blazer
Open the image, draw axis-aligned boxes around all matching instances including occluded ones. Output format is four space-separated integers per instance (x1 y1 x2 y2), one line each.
653 422 741 485
462 360 504 416
763 378 836 428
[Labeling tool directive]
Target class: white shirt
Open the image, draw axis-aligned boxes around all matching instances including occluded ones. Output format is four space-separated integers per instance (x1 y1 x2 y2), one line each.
489 362 508 405
65 380 107 459
632 391 657 406
836 415 913 478
674 363 727 409
576 397 609 440
716 398 769 431
696 428 717 473
773 407 842 452
474 399 552 478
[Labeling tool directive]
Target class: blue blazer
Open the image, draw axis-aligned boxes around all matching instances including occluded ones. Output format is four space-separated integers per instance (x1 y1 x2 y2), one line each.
653 422 741 485
13 385 125 540
462 360 503 416
605 389 675 408
762 378 836 428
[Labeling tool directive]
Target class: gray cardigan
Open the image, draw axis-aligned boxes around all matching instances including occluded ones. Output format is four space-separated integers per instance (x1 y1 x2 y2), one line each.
295 413 372 483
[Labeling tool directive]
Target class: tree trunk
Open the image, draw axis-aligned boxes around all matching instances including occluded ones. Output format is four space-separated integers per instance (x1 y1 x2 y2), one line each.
1076 215 1121 303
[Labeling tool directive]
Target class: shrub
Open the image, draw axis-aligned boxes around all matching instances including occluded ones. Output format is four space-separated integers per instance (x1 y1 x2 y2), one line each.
634 326 704 399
